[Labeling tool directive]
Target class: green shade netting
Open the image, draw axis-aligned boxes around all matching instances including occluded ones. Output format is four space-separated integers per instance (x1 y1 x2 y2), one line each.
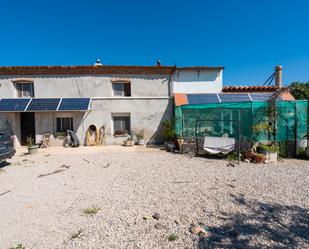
175 100 308 143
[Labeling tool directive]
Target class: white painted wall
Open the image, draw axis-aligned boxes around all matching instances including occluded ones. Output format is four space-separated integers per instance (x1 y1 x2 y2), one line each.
0 73 173 146
173 69 223 94
0 74 170 98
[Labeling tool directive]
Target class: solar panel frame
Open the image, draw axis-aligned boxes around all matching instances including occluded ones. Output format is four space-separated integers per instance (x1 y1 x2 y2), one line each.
26 98 61 111
0 98 31 112
218 93 251 103
58 98 90 111
250 93 276 101
187 94 220 105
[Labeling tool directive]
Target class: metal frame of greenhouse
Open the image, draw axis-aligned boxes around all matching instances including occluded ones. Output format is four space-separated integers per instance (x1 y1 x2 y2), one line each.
174 93 309 158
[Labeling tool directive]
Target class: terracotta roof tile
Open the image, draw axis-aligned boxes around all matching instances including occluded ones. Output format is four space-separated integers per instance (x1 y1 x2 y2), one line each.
223 86 281 92
0 65 175 76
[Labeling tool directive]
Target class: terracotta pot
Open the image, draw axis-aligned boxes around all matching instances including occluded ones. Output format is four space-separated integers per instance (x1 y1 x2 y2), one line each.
244 151 256 160
254 154 266 163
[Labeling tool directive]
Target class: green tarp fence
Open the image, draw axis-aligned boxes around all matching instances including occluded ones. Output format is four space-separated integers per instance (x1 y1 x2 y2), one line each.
175 100 308 146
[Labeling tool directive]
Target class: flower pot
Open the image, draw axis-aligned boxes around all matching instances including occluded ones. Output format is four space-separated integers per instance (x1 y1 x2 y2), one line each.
254 154 266 164
267 152 278 162
168 144 176 153
28 145 39 154
177 138 184 146
244 151 256 161
137 139 144 145
123 140 134 147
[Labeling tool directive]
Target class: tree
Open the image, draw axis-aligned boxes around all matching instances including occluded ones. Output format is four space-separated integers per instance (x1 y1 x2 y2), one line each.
288 81 309 100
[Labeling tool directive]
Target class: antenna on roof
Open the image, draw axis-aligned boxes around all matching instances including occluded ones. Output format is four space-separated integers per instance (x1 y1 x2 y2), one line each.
94 59 102 66
263 71 276 86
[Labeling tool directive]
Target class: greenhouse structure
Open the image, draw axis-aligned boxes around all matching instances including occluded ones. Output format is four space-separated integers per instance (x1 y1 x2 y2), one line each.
174 93 308 157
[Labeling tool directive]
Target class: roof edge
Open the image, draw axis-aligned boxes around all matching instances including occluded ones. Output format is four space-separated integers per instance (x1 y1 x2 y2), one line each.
0 65 176 76
0 65 225 76
222 85 285 92
177 66 224 70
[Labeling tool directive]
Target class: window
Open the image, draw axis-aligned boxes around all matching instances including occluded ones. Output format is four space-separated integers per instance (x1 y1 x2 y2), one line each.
56 117 73 135
113 115 130 136
15 82 34 97
112 83 131 96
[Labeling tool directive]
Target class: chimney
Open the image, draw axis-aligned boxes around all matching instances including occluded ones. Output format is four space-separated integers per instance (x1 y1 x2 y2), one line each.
275 65 282 88
156 59 161 66
94 59 102 66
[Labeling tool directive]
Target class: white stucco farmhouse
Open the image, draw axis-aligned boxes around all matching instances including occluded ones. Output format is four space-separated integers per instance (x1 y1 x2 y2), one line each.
0 63 224 146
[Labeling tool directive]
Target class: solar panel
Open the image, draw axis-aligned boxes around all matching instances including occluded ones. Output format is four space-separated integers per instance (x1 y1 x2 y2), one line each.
58 98 90 111
0 98 31 111
219 94 251 103
250 93 274 101
187 94 219 105
26 98 61 111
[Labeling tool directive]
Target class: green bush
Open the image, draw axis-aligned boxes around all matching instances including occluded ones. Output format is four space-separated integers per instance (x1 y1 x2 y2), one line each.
162 120 176 142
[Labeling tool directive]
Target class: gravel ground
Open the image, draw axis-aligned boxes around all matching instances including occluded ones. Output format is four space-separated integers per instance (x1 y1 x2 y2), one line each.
0 146 308 249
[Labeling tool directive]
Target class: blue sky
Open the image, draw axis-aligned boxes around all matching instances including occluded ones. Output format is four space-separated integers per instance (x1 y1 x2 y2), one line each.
0 0 308 86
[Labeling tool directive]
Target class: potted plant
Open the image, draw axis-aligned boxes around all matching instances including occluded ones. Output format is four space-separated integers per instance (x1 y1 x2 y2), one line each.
244 151 257 161
136 130 145 145
27 136 39 154
162 120 176 151
257 144 279 162
254 153 266 163
123 135 134 147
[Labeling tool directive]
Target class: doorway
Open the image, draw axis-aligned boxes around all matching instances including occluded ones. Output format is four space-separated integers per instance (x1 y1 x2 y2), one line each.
20 112 35 146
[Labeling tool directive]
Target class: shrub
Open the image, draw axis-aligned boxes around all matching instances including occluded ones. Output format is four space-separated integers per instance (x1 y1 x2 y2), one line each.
162 120 176 142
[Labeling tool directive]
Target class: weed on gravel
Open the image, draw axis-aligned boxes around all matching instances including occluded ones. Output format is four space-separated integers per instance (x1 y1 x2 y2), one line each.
9 244 26 249
168 234 178 241
83 207 101 216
